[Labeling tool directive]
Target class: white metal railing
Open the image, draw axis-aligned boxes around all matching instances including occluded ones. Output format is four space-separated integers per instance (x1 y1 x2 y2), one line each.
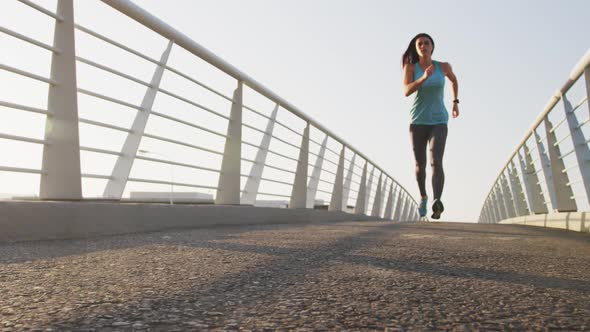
479 49 590 224
0 0 418 221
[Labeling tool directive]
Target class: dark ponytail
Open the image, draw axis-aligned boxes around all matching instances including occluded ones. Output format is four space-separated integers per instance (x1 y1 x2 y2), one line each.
401 33 435 67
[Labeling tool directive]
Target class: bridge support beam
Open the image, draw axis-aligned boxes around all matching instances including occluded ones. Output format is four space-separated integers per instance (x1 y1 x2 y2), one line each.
241 105 278 205
519 146 548 214
40 0 82 200
371 174 383 217
383 184 394 220
306 135 327 208
216 82 243 205
366 167 375 212
563 93 590 205
354 162 368 215
104 40 173 199
586 65 590 118
289 123 309 208
400 195 409 221
342 153 356 210
535 131 558 210
495 184 508 219
544 117 577 212
508 162 529 216
500 174 517 218
329 146 345 211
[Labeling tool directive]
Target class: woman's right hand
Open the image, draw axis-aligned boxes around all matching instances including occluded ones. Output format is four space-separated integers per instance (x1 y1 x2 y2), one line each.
421 64 434 81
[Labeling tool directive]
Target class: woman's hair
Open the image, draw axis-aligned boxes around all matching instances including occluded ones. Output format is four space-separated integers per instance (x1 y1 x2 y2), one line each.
401 33 435 67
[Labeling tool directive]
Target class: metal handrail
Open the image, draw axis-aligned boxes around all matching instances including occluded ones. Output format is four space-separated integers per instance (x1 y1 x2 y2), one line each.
100 0 415 205
0 0 417 221
483 49 590 206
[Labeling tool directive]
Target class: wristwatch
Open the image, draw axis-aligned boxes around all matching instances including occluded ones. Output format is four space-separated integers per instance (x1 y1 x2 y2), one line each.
453 99 460 104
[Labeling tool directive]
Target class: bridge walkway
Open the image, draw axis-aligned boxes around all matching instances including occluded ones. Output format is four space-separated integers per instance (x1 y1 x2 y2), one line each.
1 221 589 330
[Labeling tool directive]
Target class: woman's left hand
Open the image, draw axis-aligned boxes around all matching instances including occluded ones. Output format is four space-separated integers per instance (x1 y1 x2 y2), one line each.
452 104 460 118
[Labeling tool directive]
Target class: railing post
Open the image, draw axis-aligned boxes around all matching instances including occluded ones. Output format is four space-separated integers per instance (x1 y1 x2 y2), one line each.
400 195 409 221
328 146 345 211
383 183 394 220
342 153 356 210
104 40 173 199
489 192 500 223
482 203 490 223
40 0 82 200
371 174 383 217
354 162 367 215
306 135 327 208
399 194 407 221
379 177 387 216
544 117 577 212
393 189 403 221
289 123 310 208
398 194 406 221
495 184 508 220
585 66 590 115
487 203 495 223
519 146 548 214
508 162 529 216
500 174 517 218
535 131 557 210
241 105 278 205
563 93 590 204
491 202 497 222
215 81 243 205
365 166 374 212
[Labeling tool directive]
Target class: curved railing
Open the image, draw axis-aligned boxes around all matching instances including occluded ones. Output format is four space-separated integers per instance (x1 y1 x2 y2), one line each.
479 49 590 232
0 0 417 221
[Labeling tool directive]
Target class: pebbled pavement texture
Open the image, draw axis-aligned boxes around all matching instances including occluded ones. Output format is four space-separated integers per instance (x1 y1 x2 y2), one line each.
1 221 589 331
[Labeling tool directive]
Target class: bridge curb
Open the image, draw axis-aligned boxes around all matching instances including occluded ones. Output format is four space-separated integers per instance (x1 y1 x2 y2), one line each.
0 201 389 243
499 212 590 233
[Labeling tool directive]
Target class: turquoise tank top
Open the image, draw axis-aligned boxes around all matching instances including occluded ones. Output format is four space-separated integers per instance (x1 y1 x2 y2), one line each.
410 61 448 125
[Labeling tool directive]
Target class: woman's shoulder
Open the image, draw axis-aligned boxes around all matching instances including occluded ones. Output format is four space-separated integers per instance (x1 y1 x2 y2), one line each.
403 62 417 69
403 62 417 74
435 61 452 73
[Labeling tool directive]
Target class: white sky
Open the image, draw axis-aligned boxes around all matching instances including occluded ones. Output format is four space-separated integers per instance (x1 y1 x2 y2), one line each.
1 0 589 222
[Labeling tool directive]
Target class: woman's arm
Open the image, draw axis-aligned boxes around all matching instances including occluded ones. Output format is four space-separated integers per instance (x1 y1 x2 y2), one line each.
441 62 460 118
403 63 433 97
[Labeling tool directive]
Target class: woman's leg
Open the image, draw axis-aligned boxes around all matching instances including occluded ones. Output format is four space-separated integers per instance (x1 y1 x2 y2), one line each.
410 125 430 198
429 124 448 200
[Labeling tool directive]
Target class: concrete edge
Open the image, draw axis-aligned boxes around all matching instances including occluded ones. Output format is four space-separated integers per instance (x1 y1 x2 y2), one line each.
0 201 396 243
499 212 590 233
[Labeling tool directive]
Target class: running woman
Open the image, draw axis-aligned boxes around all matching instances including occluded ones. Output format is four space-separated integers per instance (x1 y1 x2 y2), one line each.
401 33 459 219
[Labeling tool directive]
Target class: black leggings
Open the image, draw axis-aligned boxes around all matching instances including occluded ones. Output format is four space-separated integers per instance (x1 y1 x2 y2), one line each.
410 124 448 200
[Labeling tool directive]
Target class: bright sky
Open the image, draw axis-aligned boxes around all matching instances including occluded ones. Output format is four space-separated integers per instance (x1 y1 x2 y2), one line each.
1 0 589 222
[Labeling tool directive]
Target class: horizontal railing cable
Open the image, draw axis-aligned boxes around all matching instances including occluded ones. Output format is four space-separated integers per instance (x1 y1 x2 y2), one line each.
0 133 48 145
17 0 63 21
80 146 123 156
0 101 50 116
78 88 142 111
128 177 217 190
151 110 227 138
0 165 43 174
0 63 57 85
135 155 220 174
78 117 133 133
0 25 60 53
483 49 590 204
142 133 224 156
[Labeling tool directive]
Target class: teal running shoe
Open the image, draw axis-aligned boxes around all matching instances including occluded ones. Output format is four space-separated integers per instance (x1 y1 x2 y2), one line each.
418 198 428 217
431 199 444 220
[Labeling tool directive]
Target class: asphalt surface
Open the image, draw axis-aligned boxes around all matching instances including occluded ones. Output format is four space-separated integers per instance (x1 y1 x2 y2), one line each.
1 221 589 331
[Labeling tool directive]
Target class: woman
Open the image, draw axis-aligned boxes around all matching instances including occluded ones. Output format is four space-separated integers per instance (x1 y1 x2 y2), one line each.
402 33 459 219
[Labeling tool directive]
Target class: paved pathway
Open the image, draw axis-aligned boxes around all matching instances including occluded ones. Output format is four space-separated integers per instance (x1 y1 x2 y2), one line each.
1 221 589 331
